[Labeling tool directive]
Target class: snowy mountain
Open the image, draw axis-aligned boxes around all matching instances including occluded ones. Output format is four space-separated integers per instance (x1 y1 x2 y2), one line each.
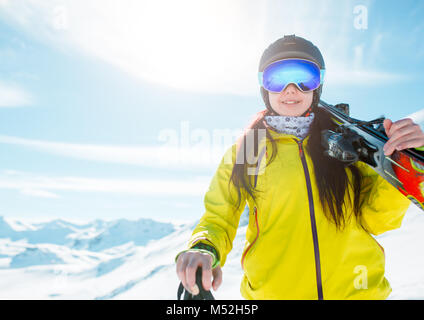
0 204 423 299
0 216 175 250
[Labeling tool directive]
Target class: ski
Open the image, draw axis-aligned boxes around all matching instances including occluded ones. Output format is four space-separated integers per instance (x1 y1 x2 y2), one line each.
319 99 424 211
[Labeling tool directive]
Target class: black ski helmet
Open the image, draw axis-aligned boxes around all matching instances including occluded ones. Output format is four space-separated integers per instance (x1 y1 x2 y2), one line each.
258 34 325 114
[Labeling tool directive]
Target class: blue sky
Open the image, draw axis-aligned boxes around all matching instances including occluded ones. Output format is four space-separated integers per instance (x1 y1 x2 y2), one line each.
0 0 423 223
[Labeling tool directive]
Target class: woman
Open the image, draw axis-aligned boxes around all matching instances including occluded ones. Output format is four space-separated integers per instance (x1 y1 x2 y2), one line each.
175 35 424 299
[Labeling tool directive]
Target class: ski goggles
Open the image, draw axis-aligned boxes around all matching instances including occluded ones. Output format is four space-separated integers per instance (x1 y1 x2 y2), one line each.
258 58 325 93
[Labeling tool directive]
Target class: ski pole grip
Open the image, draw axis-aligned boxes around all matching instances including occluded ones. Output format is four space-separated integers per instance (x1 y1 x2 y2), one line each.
177 266 215 300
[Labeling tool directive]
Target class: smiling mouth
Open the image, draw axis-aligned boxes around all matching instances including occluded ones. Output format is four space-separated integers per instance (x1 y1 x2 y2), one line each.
282 100 301 105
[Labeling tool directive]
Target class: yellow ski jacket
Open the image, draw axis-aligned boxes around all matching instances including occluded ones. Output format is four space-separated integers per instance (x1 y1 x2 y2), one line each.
187 129 411 300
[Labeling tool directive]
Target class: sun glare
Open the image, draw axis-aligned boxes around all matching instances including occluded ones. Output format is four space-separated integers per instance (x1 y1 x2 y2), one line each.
64 0 266 95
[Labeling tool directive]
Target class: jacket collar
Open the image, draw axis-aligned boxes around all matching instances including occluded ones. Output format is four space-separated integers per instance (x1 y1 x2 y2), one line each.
267 126 311 144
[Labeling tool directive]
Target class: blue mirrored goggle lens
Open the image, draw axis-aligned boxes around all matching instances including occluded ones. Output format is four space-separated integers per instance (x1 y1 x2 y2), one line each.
259 59 323 93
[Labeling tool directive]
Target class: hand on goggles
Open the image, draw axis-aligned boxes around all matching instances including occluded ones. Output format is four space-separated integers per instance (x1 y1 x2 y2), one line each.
258 58 325 93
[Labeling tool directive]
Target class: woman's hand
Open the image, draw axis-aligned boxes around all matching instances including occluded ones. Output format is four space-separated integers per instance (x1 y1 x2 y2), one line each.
383 118 424 156
176 251 222 295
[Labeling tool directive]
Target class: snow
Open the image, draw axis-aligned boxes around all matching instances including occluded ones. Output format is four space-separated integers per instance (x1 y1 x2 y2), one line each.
10 246 65 268
0 204 423 299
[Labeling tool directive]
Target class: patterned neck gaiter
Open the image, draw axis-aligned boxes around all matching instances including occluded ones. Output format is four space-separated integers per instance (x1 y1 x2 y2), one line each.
264 112 315 140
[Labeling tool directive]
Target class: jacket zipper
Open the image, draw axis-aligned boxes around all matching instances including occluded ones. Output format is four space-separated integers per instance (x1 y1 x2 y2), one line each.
296 139 324 300
242 146 265 270
241 206 259 270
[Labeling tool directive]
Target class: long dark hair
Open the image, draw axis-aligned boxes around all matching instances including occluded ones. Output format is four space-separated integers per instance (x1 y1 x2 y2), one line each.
229 91 363 230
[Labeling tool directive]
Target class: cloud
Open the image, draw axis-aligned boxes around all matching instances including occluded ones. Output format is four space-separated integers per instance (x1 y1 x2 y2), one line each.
0 0 268 96
0 133 237 169
0 0 414 102
0 0 410 98
324 64 410 87
406 108 424 127
0 81 32 107
0 170 210 197
20 188 60 199
0 121 244 169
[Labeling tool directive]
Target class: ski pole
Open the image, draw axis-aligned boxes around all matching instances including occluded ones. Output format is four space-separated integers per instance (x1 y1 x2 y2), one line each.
177 266 215 300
